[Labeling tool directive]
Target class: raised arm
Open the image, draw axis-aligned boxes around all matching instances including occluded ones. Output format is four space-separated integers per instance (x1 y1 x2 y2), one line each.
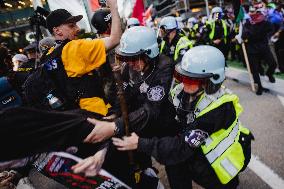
102 0 122 51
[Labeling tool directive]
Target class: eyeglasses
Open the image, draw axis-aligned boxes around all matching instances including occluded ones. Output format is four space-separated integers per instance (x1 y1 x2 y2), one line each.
174 70 205 85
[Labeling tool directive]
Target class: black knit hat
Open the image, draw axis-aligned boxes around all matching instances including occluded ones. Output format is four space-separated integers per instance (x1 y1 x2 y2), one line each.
46 9 83 33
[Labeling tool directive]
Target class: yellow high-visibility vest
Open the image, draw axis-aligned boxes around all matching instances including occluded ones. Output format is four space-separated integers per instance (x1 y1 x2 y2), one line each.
170 85 251 184
160 36 194 61
209 20 228 43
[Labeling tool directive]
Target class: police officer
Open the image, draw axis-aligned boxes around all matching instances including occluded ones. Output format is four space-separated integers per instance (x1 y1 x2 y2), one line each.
159 16 194 63
24 0 121 115
208 7 228 57
126 17 140 29
83 26 177 186
186 17 198 40
112 45 254 189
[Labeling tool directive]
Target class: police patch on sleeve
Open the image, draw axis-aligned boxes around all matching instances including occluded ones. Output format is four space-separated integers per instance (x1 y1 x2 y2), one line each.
147 86 165 101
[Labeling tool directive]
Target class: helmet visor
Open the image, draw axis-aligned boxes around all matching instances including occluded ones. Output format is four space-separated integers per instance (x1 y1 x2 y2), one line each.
116 53 142 63
174 69 205 86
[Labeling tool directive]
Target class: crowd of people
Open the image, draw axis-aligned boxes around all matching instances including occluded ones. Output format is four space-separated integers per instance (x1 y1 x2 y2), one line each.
2 0 283 188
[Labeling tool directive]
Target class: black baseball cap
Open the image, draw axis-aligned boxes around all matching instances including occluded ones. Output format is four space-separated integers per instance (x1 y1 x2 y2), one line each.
46 9 83 33
91 8 111 34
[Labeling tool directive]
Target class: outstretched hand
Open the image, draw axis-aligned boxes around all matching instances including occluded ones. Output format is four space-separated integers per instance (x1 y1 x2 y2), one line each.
71 147 107 177
84 118 115 143
112 133 139 151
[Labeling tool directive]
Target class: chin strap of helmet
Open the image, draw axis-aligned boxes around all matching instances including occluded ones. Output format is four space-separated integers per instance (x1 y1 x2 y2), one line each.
204 80 222 94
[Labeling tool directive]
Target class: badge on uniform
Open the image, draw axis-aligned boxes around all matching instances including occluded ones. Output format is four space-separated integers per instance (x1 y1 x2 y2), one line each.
147 86 165 101
139 81 149 93
186 111 196 124
170 46 175 54
185 129 209 148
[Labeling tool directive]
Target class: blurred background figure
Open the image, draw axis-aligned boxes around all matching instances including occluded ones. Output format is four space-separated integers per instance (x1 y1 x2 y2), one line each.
208 7 228 59
12 54 28 71
22 42 37 71
159 16 194 63
0 45 13 76
38 37 55 60
242 4 277 95
126 17 140 29
186 17 198 41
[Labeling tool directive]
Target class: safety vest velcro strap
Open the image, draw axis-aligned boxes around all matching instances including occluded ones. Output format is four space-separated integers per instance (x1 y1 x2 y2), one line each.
205 121 239 164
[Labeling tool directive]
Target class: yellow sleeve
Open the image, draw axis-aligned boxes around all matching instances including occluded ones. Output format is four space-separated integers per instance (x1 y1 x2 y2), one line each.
61 39 106 77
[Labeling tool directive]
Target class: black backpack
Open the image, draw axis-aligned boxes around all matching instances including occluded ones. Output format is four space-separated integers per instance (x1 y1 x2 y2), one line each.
22 41 73 110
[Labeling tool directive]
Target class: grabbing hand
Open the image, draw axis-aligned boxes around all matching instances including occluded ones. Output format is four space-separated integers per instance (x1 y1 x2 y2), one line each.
0 171 16 188
84 118 115 143
71 148 107 177
112 133 139 151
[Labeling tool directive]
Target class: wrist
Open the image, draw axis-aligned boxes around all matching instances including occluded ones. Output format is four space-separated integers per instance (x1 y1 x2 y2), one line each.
112 122 120 136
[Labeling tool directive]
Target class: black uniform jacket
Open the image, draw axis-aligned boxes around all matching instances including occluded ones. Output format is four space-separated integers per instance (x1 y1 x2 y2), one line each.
137 94 236 166
115 54 177 138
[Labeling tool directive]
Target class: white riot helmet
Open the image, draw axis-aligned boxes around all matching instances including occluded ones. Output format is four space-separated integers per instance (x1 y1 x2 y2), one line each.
211 7 223 14
187 17 197 24
201 16 208 24
12 54 28 63
116 26 159 59
176 17 185 29
159 16 178 30
175 45 225 85
187 17 197 29
211 7 223 20
127 17 140 28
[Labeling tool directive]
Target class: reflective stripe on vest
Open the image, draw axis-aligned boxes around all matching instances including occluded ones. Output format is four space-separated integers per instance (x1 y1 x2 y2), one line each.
205 121 239 164
160 40 166 54
209 20 228 42
194 88 247 184
174 36 194 61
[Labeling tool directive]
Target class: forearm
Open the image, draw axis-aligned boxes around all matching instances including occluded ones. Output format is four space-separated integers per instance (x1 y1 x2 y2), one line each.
137 135 195 166
114 101 161 135
115 106 150 135
104 0 121 51
0 107 94 161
